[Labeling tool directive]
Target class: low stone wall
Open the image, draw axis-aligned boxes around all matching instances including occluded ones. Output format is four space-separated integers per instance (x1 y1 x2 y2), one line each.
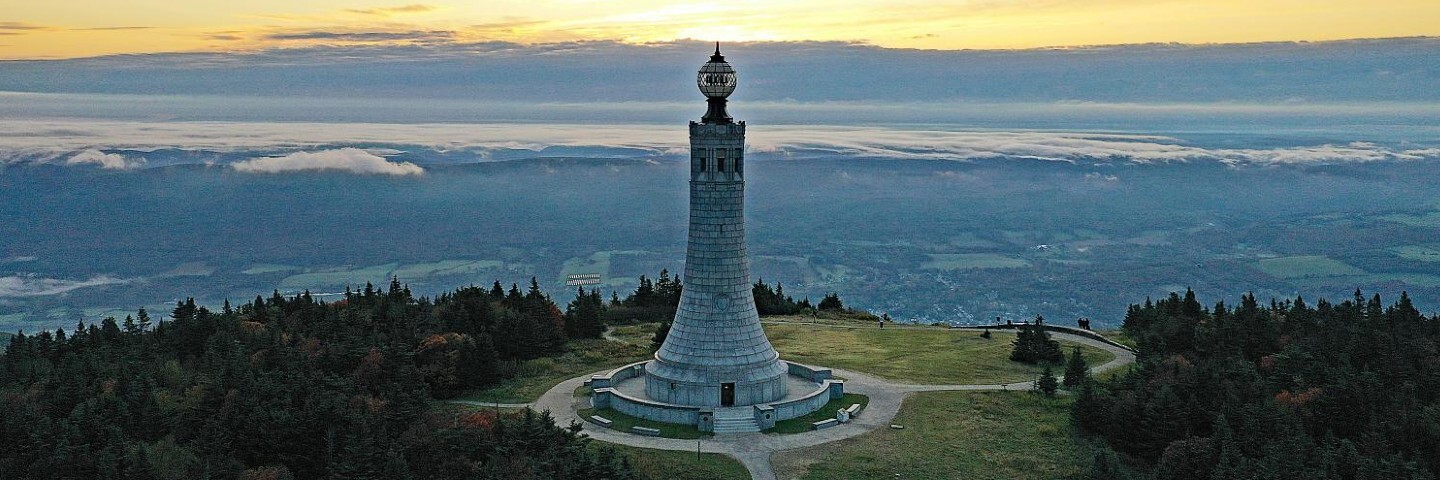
767 379 844 422
786 361 833 382
589 360 648 389
591 386 704 427
589 359 844 433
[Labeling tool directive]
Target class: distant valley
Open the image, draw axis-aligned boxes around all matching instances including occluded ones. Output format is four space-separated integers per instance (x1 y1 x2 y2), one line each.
4 150 1438 332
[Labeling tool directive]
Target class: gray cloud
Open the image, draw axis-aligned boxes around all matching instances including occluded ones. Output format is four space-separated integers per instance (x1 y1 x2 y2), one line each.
233 148 424 175
0 22 47 32
264 30 455 42
0 274 130 297
4 38 1436 105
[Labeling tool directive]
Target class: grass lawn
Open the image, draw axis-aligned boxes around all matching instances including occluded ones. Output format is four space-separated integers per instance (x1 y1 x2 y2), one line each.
577 406 712 439
768 393 870 434
1096 329 1137 350
594 444 748 480
922 253 1031 270
772 391 1092 480
457 338 651 403
609 323 661 346
764 322 1115 385
1255 255 1364 279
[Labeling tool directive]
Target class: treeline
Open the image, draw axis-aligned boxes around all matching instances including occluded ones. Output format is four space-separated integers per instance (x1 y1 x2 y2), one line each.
753 280 811 315
1075 289 1440 480
606 270 849 322
0 278 634 479
606 270 683 324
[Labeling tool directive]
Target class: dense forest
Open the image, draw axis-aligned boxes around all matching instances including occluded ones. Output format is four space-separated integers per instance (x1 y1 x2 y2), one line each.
1077 289 1440 480
604 270 842 323
0 270 844 479
0 278 635 479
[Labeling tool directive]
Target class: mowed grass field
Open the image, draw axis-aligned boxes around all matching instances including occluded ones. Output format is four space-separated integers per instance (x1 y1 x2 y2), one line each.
1381 211 1440 227
461 318 1116 402
1393 245 1440 262
922 253 1032 270
771 391 1091 480
764 320 1115 385
598 444 749 480
1255 255 1364 279
458 338 651 403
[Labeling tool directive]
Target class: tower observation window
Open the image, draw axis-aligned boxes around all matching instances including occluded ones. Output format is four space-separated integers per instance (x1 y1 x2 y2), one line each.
695 148 707 172
717 150 727 172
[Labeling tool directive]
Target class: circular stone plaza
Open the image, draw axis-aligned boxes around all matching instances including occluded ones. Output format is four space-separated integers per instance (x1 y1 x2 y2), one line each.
584 46 844 434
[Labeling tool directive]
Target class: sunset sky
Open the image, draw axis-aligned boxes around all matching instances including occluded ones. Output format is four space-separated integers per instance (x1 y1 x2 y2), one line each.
1 0 1437 59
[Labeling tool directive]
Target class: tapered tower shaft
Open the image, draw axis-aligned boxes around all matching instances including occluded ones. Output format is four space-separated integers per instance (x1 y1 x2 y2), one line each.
644 47 788 407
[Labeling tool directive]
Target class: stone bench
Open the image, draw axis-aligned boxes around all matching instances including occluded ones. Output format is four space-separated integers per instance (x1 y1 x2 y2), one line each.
845 403 863 417
588 415 613 427
812 418 839 430
631 426 662 436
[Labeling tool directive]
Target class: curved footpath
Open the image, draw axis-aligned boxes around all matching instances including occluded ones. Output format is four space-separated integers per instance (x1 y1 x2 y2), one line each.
497 328 1136 480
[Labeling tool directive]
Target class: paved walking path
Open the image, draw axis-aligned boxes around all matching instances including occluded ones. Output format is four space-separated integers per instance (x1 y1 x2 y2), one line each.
515 327 1137 480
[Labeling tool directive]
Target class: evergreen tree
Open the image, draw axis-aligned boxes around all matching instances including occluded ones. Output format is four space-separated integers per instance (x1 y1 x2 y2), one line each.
651 321 671 351
1063 346 1089 388
1036 365 1059 396
136 308 151 331
1010 318 1063 364
564 287 606 339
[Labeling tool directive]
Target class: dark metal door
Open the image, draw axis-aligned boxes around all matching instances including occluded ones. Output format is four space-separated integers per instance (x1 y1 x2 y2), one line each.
721 383 735 406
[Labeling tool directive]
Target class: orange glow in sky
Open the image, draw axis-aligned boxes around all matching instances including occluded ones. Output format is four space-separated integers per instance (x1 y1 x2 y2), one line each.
0 0 1437 59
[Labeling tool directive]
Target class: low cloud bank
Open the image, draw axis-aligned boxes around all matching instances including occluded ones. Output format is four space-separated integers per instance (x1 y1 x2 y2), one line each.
0 120 1436 169
65 149 143 169
232 148 423 175
0 274 129 297
752 130 1440 165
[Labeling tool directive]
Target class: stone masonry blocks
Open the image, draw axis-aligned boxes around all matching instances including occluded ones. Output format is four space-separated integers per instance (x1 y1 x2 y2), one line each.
645 120 790 407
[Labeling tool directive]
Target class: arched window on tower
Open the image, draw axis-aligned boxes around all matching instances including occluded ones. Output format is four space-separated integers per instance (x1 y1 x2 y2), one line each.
695 148 707 172
717 149 727 173
734 148 743 175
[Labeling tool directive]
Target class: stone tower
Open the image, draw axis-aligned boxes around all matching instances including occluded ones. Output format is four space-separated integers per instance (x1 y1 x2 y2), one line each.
644 45 789 407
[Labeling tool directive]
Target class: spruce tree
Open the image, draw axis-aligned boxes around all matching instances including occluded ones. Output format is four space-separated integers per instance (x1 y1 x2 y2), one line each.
1036 365 1059 396
1063 346 1089 388
651 321 671 351
1010 318 1063 364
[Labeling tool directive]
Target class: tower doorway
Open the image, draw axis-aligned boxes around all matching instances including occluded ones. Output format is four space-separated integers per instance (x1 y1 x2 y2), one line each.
721 383 735 406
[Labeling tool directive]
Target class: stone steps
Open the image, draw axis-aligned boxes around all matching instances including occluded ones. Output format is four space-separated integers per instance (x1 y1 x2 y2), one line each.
712 408 760 433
